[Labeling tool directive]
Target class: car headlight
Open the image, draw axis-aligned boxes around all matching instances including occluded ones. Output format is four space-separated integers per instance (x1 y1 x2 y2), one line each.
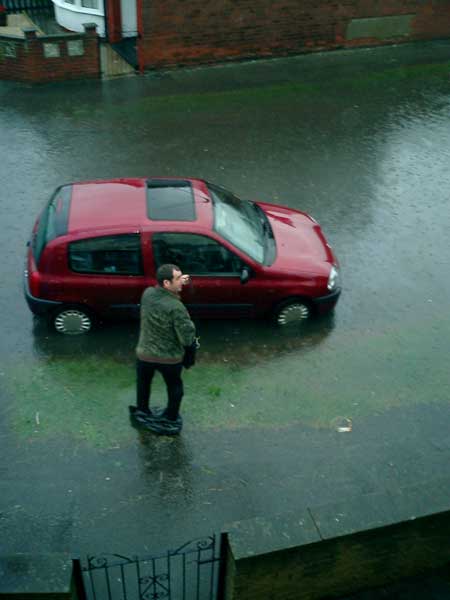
327 265 340 291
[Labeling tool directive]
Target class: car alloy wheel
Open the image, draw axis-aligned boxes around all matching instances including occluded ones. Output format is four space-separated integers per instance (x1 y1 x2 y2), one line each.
276 301 310 326
54 308 92 335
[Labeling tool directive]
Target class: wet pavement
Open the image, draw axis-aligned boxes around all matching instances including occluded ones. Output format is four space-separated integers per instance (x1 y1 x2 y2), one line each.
1 40 450 569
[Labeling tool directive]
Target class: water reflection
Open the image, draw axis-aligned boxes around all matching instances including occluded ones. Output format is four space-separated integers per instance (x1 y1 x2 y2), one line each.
195 314 335 365
31 316 139 362
30 313 335 365
135 432 193 504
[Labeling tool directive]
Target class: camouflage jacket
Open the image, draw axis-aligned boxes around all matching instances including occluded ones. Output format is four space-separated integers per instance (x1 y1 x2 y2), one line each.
136 286 196 364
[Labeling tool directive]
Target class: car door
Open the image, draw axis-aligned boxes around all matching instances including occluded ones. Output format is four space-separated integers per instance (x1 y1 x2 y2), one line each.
67 232 146 318
151 232 260 317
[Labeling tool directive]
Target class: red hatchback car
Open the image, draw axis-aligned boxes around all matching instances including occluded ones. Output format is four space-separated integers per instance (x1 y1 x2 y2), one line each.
24 178 341 334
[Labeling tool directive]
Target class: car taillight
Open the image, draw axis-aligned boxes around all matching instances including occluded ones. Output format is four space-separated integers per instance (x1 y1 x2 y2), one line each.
29 268 41 297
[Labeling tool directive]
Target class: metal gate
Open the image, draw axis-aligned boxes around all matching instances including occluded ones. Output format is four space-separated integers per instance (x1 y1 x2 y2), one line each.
3 0 53 14
74 535 226 600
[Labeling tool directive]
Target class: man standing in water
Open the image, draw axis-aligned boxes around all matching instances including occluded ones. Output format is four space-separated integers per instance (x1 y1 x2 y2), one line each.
129 263 196 435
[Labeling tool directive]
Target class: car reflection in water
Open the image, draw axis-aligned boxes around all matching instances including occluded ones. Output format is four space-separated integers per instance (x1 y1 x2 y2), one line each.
31 312 335 366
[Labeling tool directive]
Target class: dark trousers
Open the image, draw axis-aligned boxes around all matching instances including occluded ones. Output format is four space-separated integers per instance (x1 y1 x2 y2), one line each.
136 359 184 421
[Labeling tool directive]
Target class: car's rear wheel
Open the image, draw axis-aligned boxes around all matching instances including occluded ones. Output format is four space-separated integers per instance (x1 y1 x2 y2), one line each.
273 299 311 326
52 306 93 335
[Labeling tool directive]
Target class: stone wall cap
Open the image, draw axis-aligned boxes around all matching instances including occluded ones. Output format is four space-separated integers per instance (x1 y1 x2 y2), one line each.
310 476 450 541
39 32 85 41
226 509 321 560
224 476 450 560
0 32 23 39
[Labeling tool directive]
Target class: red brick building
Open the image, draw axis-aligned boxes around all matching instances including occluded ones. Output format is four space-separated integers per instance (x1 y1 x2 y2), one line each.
51 0 450 71
2 0 450 82
133 0 450 70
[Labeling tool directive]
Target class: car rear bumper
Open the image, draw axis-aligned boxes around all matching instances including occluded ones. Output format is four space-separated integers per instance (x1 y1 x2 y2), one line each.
23 269 62 316
311 288 341 314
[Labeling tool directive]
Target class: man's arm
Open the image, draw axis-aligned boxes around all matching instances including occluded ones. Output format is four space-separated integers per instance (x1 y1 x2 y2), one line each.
173 305 196 348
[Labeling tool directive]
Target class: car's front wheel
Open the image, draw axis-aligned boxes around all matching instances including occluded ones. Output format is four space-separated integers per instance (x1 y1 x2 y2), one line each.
273 299 311 326
52 306 94 335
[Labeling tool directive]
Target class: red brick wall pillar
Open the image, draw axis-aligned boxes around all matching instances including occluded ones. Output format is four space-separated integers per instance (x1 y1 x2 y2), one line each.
83 22 101 79
22 28 40 83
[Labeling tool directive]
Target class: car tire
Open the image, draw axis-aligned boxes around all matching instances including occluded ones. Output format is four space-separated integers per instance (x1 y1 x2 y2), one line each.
273 299 311 326
52 306 94 335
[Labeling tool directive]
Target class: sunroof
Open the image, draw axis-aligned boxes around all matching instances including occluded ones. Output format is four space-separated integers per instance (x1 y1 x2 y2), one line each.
146 179 196 221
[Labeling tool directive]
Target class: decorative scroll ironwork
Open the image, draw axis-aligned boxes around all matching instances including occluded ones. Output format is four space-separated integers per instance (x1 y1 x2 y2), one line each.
140 573 170 600
86 554 138 570
80 535 223 600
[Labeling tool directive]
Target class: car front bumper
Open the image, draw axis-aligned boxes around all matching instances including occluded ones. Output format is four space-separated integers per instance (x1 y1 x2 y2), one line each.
311 288 341 314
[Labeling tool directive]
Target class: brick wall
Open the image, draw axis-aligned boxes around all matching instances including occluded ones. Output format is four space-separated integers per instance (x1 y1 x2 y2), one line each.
138 0 450 69
223 485 450 600
0 24 100 84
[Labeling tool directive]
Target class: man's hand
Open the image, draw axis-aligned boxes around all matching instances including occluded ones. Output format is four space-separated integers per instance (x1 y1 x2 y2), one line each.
181 274 190 285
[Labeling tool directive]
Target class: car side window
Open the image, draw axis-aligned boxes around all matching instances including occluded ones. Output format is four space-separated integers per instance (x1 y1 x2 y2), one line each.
152 233 244 275
69 234 143 276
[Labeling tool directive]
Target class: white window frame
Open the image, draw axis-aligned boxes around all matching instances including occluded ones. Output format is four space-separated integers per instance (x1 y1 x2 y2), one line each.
55 0 103 16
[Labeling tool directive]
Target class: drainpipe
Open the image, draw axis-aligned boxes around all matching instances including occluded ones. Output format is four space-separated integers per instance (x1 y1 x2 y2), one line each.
136 0 144 73
106 0 122 43
103 0 109 41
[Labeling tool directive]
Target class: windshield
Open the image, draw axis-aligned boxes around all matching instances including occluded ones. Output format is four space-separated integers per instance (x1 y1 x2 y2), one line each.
208 184 266 263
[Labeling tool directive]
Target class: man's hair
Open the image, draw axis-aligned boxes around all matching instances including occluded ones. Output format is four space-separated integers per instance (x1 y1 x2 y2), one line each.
156 263 180 286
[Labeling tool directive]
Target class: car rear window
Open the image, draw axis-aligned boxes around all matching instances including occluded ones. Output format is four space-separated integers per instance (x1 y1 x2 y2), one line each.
32 185 71 264
146 179 196 221
69 234 143 276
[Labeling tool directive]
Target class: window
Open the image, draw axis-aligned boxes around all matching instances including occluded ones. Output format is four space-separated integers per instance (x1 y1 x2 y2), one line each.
152 233 244 275
81 0 99 8
69 234 143 275
146 179 196 221
208 183 266 263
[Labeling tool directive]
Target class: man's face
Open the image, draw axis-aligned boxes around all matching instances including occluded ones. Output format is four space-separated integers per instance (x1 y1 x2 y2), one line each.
163 269 184 295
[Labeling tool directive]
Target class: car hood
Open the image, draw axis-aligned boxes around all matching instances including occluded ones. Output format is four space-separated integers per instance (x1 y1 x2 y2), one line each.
257 201 336 272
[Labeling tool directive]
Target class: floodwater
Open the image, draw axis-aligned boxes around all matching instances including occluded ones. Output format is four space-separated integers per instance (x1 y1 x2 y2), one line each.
1 41 450 555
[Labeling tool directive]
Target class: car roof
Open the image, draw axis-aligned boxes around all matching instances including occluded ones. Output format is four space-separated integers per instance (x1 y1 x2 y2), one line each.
67 177 213 235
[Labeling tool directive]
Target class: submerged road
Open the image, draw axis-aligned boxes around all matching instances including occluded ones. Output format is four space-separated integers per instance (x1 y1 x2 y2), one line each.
0 41 450 556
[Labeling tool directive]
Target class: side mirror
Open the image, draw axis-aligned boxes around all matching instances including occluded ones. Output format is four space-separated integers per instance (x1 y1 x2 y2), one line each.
240 267 250 284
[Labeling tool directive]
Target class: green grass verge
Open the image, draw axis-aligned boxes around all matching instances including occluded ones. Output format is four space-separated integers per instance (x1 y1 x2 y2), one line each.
3 314 449 446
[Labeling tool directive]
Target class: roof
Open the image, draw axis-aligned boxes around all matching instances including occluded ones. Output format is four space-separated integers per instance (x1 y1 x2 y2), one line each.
67 178 213 234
